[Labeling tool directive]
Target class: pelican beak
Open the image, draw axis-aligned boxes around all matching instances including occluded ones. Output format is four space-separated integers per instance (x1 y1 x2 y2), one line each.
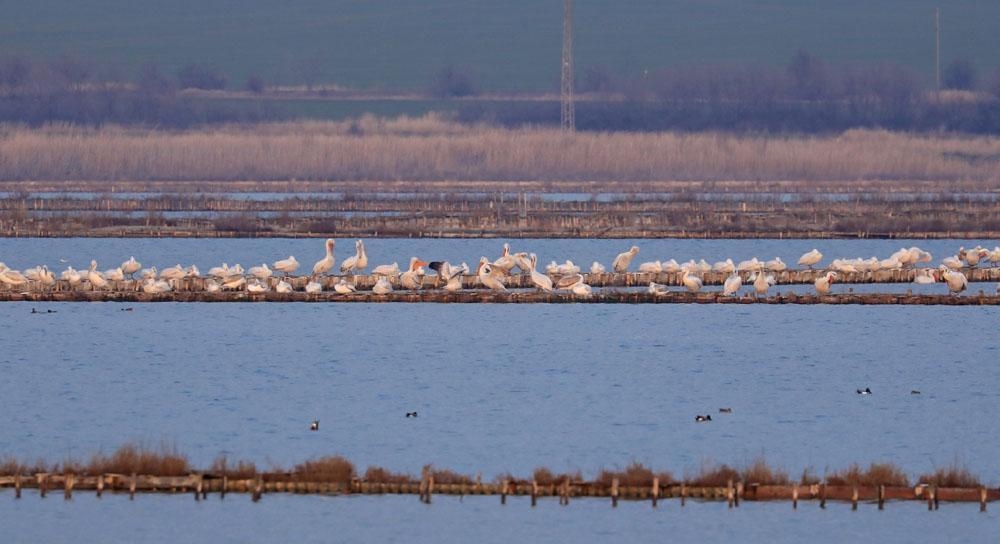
415 260 429 268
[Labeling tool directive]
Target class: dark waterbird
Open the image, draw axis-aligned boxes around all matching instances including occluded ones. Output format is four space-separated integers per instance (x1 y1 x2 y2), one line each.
695 415 712 422
310 420 319 431
857 387 872 395
406 412 418 418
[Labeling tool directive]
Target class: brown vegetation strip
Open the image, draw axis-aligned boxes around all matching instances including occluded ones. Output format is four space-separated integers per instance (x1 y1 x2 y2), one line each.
0 445 995 505
1 118 999 183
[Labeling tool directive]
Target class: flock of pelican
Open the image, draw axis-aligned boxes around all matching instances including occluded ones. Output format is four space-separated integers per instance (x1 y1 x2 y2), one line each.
0 240 998 297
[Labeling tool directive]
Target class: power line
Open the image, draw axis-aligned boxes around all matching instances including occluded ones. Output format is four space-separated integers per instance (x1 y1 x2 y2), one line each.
561 0 575 131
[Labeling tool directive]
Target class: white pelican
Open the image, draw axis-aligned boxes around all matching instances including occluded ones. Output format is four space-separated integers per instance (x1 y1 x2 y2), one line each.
680 269 703 293
25 266 55 289
830 259 858 273
679 260 699 274
878 256 902 271
493 243 517 274
545 260 560 275
554 260 580 275
303 280 321 293
937 268 967 295
713 259 735 274
913 269 936 284
312 239 336 276
205 279 221 292
662 259 681 273
249 263 272 281
208 263 229 279
814 271 836 295
697 259 712 274
513 253 532 273
965 246 988 267
442 263 468 292
570 277 593 297
528 254 553 292
186 265 200 278
340 240 367 274
751 271 776 296
648 281 670 296
372 277 393 294
798 249 823 269
723 272 742 296
612 246 640 273
223 276 246 291
590 262 606 274
160 264 185 281
275 280 293 293
554 273 583 290
333 279 356 294
765 257 787 272
988 247 1000 267
638 260 662 273
87 261 108 290
400 257 428 290
0 265 27 289
246 279 268 293
61 266 82 287
477 257 506 291
372 262 400 276
121 257 141 278
941 256 963 270
911 247 932 265
737 257 762 272
273 256 299 276
141 278 171 293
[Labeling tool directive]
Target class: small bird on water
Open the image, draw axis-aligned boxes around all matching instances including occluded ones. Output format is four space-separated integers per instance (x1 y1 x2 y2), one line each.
856 387 872 395
911 390 921 395
310 420 319 431
718 408 733 414
695 415 712 422
406 412 418 418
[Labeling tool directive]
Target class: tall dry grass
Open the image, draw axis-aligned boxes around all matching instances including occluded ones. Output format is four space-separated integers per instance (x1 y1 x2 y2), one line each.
0 115 997 182
827 463 910 487
918 463 981 488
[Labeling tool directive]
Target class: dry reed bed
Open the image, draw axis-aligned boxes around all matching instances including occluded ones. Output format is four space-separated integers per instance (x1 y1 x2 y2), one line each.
1 446 993 502
1 116 998 182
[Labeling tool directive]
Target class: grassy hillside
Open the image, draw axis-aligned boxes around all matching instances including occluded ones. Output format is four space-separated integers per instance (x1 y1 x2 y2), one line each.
2 1 998 91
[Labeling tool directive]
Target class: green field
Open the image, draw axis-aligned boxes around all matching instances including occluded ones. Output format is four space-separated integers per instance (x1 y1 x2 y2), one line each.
2 1 998 91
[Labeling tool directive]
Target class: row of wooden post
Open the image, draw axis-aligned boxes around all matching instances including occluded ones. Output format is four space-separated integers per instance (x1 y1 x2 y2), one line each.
6 474 993 512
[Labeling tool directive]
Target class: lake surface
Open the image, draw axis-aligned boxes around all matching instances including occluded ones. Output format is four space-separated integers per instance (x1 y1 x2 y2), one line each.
1 238 999 542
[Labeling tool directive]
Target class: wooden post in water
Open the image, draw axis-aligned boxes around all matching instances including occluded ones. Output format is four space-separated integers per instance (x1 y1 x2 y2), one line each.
14 474 21 499
651 477 659 508
39 474 47 498
252 476 262 502
427 474 434 504
980 487 988 512
851 486 859 511
500 479 508 505
681 483 687 506
221 475 228 500
934 485 940 510
878 485 885 510
531 479 538 507
735 481 743 507
129 473 136 500
611 477 620 508
96 474 104 498
64 473 74 500
820 483 826 509
419 467 429 504
927 486 935 511
792 485 798 509
727 479 734 508
195 474 202 501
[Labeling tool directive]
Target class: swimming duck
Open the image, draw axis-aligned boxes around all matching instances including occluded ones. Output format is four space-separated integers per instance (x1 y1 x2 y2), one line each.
856 387 872 395
405 412 418 418
695 415 712 422
310 420 319 431
718 408 733 414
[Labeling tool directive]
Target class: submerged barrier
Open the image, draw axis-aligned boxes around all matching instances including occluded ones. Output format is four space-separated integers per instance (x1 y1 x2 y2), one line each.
0 473 994 511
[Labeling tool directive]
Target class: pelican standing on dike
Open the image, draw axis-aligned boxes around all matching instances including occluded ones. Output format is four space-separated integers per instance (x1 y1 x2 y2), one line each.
752 270 776 297
340 240 367 275
373 276 393 294
121 257 141 278
334 278 356 294
798 249 823 269
612 246 640 273
528 253 553 292
274 255 299 277
814 271 836 295
87 260 108 291
723 271 742 296
680 269 703 293
477 257 506 291
400 257 428 290
570 277 593 297
937 268 967 295
493 243 517 275
312 239 336 277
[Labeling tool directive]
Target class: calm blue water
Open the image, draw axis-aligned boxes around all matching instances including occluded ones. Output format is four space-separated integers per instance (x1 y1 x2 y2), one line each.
1 238 999 542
